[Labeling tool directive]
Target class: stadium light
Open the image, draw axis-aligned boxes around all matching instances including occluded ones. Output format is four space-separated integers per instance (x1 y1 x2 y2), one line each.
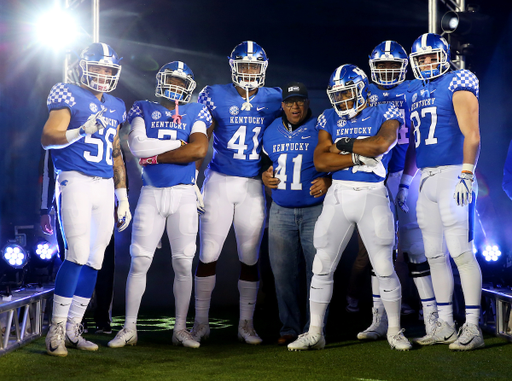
2 243 29 269
35 8 79 50
482 245 502 263
441 11 474 36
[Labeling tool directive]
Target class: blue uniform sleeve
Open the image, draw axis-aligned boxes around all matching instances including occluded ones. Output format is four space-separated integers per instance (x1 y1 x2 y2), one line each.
197 105 213 128
47 83 77 112
448 69 479 99
383 103 404 125
127 101 144 124
316 112 327 131
197 86 216 113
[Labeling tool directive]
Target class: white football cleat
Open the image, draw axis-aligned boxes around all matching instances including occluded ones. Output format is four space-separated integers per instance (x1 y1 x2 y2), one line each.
449 323 485 351
65 320 98 351
387 329 412 351
423 308 439 336
108 328 138 348
357 307 388 340
414 319 457 345
190 322 210 342
172 329 200 348
46 322 68 357
288 332 326 351
238 320 262 345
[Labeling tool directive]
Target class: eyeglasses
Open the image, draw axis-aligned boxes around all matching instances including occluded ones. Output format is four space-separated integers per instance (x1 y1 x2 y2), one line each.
284 99 307 107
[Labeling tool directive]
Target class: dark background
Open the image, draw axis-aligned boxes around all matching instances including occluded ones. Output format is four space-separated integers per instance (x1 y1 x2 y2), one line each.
1 0 512 311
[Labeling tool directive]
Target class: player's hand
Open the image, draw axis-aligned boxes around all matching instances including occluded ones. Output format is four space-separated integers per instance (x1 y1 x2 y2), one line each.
139 155 158 166
194 184 205 215
81 109 107 135
454 171 474 206
352 153 381 168
115 188 132 232
262 166 280 189
40 214 53 235
395 186 409 213
310 176 332 198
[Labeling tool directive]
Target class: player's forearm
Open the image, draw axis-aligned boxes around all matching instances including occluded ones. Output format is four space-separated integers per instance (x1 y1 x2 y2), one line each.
462 133 480 167
41 129 79 149
157 141 208 164
402 142 418 177
128 134 182 158
352 136 394 157
314 151 353 173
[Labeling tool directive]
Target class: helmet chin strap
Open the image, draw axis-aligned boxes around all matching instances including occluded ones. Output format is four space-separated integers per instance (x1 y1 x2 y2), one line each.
171 100 182 124
241 87 253 111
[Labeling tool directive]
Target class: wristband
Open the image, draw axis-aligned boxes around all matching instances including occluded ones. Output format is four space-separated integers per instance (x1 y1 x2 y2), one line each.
399 184 409 189
335 137 356 153
462 163 474 174
65 127 85 144
115 188 128 202
399 174 414 187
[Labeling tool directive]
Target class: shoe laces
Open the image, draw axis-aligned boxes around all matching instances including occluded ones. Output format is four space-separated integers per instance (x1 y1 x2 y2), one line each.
53 322 66 340
458 323 477 340
390 328 407 341
427 311 439 326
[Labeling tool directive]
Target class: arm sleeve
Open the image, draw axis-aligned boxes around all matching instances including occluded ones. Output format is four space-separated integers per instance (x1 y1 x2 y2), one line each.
128 116 182 158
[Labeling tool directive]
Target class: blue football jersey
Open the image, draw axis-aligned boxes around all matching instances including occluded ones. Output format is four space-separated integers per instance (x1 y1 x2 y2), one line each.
407 69 479 169
317 104 404 182
368 81 410 173
198 84 282 177
127 100 212 187
47 83 126 178
262 116 326 208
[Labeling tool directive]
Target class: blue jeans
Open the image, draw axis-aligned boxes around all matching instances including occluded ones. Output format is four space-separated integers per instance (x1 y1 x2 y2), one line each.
268 202 323 337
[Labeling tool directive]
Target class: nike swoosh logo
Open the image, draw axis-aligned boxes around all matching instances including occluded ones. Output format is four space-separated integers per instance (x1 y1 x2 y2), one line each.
362 117 371 121
302 136 311 139
67 337 79 346
125 336 134 343
395 93 404 97
257 107 265 111
460 336 474 345
444 332 456 341
430 89 436 94
49 343 60 352
109 109 116 113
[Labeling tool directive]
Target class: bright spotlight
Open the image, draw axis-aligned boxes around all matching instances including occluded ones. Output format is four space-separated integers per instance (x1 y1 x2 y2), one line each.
2 243 29 269
482 245 502 262
34 240 57 261
35 9 79 50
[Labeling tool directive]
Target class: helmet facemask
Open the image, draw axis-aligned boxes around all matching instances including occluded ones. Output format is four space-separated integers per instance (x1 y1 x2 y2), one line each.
328 81 367 119
369 59 408 88
156 69 196 104
410 49 449 80
79 60 121 93
230 59 267 90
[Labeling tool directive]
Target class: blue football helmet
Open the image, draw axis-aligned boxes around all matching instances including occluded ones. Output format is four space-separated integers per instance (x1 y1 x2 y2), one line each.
410 33 450 80
79 42 122 93
369 40 408 88
327 64 369 119
228 41 268 90
155 61 196 103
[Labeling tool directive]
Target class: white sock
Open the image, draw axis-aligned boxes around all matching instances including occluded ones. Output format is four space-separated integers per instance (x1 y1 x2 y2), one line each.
371 275 383 309
453 251 482 326
68 296 90 323
125 256 152 331
172 256 193 331
238 279 259 323
52 295 72 325
428 253 454 325
194 275 215 324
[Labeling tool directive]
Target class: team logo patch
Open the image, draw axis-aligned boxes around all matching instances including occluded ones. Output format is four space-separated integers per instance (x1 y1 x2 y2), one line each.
383 92 389 97
152 111 162 120
420 89 428 97
229 106 240 116
89 103 98 113
337 119 347 127
369 94 378 103
412 93 418 103
165 111 172 117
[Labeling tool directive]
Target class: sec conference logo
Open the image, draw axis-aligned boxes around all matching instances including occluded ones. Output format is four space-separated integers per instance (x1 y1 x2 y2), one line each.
229 106 240 116
152 111 162 120
337 119 347 127
89 103 98 113
369 94 378 103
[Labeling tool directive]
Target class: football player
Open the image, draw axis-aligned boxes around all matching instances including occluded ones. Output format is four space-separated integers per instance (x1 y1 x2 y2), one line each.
356 41 437 341
261 82 331 345
41 42 131 357
108 61 210 349
399 33 484 350
288 64 412 351
191 41 282 344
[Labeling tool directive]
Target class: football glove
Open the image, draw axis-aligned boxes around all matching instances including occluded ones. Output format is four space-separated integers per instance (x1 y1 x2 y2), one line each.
395 185 409 213
454 171 474 206
81 109 107 135
115 188 132 232
352 153 381 168
194 184 205 215
139 155 158 166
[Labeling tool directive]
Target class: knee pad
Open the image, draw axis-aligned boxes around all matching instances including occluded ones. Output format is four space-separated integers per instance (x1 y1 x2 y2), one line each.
129 255 153 276
199 239 222 264
172 256 193 280
377 272 401 302
402 242 426 262
130 243 154 259
312 251 335 278
452 250 478 267
310 274 334 304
